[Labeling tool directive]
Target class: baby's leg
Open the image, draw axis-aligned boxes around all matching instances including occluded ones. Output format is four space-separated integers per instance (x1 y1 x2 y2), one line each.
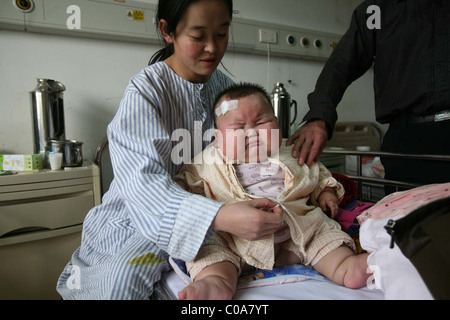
178 261 238 300
313 245 370 289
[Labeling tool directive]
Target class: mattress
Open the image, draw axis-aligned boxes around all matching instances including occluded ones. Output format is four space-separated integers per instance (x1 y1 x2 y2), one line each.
155 269 384 300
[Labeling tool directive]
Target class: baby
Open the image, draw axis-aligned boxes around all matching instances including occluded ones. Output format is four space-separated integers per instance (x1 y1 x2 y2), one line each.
175 83 370 300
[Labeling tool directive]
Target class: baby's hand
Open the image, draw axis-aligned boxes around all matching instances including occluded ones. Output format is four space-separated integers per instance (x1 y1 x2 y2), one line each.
318 188 339 219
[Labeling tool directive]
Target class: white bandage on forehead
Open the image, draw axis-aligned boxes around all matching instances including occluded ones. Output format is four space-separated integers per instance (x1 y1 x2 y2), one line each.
215 100 239 117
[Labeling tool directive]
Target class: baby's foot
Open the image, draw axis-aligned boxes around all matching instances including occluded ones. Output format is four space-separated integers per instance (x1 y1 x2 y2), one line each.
343 253 371 289
178 275 234 300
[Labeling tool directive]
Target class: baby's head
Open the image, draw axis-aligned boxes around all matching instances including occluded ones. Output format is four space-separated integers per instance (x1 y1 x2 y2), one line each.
213 83 281 163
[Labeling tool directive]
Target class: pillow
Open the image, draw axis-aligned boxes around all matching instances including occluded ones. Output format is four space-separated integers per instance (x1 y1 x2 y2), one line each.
168 257 330 289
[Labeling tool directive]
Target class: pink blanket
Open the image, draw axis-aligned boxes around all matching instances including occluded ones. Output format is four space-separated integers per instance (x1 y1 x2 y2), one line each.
357 183 450 225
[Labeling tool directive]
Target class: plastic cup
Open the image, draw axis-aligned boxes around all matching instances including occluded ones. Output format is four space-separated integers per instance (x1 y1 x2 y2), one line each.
48 152 63 171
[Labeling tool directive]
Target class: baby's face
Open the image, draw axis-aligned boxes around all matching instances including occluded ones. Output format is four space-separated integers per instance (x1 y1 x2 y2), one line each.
214 93 281 163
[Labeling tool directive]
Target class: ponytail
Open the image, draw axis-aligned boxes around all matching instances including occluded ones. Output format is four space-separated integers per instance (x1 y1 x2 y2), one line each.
149 44 174 66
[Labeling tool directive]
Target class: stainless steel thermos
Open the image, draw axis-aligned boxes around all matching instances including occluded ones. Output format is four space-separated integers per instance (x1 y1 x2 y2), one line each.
30 78 84 168
30 78 66 156
270 82 298 138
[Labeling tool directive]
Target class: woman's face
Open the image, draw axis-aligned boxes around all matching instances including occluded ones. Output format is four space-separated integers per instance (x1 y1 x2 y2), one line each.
215 94 282 163
162 0 230 83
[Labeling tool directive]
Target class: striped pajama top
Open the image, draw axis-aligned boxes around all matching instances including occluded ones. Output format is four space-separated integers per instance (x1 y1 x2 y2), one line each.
56 62 234 299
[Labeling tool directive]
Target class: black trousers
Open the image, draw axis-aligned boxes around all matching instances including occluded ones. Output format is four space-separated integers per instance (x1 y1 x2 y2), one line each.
380 118 450 185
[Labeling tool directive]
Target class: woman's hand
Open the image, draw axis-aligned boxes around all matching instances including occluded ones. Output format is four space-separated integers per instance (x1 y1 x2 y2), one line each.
286 120 328 166
212 198 284 241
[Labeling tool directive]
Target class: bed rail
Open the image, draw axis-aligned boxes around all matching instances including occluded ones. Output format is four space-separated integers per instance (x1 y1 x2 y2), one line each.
322 149 450 202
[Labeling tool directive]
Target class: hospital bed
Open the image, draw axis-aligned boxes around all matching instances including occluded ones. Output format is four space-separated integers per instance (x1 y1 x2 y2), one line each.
94 123 450 301
149 148 450 301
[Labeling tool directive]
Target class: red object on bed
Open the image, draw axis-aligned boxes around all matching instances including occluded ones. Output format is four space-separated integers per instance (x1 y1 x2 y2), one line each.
332 173 358 207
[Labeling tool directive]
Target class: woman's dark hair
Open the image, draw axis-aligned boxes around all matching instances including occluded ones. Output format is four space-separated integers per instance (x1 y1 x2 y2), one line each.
149 0 233 65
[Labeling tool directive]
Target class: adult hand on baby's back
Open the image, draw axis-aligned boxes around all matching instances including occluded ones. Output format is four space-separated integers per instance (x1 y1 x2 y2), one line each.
287 120 328 166
212 199 283 241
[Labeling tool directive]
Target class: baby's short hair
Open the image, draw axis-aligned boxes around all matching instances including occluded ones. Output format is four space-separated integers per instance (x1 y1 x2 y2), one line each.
213 83 273 127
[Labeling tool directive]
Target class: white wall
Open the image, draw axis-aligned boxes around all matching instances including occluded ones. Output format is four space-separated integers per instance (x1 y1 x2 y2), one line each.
0 0 375 161
137 0 360 34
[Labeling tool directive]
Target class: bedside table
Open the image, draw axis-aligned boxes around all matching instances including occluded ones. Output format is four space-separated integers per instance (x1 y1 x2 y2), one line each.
0 162 101 299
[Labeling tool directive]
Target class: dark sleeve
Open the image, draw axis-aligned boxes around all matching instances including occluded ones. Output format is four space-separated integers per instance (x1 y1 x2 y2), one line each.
303 1 376 139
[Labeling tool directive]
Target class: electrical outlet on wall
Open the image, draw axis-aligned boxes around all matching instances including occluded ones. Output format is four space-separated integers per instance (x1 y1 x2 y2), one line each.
259 29 278 44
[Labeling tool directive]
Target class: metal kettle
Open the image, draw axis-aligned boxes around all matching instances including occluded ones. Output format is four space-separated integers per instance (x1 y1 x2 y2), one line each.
270 82 298 138
30 78 66 157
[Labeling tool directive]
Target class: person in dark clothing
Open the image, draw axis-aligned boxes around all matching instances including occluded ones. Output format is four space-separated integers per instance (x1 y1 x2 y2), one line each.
287 0 450 185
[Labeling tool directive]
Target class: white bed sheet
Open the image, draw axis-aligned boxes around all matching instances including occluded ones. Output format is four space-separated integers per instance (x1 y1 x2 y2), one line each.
160 270 384 300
